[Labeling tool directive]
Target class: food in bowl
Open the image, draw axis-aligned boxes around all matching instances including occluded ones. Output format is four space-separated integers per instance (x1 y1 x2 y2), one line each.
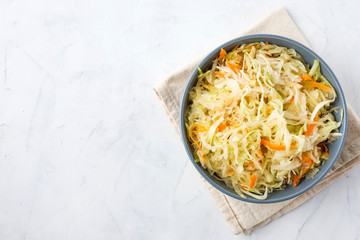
185 42 343 199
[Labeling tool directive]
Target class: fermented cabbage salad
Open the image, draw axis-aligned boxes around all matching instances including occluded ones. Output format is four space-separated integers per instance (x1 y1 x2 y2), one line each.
185 42 342 199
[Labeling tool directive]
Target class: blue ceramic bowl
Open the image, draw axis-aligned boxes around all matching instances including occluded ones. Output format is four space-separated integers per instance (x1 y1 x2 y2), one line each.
180 34 347 203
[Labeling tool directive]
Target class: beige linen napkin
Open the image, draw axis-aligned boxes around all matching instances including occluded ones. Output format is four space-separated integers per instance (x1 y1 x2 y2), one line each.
154 8 360 235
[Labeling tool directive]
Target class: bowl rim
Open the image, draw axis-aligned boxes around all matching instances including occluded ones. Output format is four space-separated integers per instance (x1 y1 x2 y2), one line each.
180 34 348 203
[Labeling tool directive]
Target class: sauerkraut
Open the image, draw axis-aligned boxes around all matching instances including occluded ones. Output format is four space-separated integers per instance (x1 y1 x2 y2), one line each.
185 42 342 199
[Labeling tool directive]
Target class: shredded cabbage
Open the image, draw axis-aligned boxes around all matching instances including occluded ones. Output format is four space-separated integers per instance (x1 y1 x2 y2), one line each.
186 42 342 199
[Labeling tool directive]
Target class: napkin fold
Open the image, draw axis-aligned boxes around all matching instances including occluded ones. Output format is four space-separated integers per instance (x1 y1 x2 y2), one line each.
153 8 360 235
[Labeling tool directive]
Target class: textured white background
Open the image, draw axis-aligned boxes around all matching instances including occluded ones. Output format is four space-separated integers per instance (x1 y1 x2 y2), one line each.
0 0 360 239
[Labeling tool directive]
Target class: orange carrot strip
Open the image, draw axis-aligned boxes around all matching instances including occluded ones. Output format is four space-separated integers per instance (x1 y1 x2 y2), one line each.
192 123 207 132
226 169 235 177
310 81 332 92
266 41 269 45
226 60 239 73
249 175 256 189
261 139 286 150
304 124 316 136
304 123 315 136
261 140 297 150
199 154 207 163
294 155 315 187
217 123 227 132
303 80 332 92
301 75 314 81
289 95 294 103
265 107 272 115
293 175 300 187
323 143 329 154
304 112 320 136
215 71 225 78
302 162 314 176
193 130 203 133
245 160 255 170
302 154 313 164
219 48 226 60
190 124 208 164
321 142 329 157
232 44 240 51
257 149 262 156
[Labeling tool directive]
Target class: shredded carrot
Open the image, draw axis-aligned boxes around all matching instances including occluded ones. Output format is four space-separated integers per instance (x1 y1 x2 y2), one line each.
226 60 239 73
260 139 297 151
219 48 226 60
257 149 262 156
302 154 313 164
303 80 332 92
232 44 239 51
323 143 328 154
226 169 235 177
301 75 314 81
304 112 319 136
304 124 316 136
246 45 260 50
293 154 315 187
261 139 286 150
240 185 247 189
217 123 227 132
249 175 256 189
289 95 294 103
190 124 208 164
215 71 225 78
193 130 204 133
320 142 330 157
302 162 314 176
214 115 221 121
193 130 206 134
310 81 332 92
193 124 207 133
266 41 269 45
265 107 272 115
245 160 255 170
199 154 207 163
293 175 300 187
